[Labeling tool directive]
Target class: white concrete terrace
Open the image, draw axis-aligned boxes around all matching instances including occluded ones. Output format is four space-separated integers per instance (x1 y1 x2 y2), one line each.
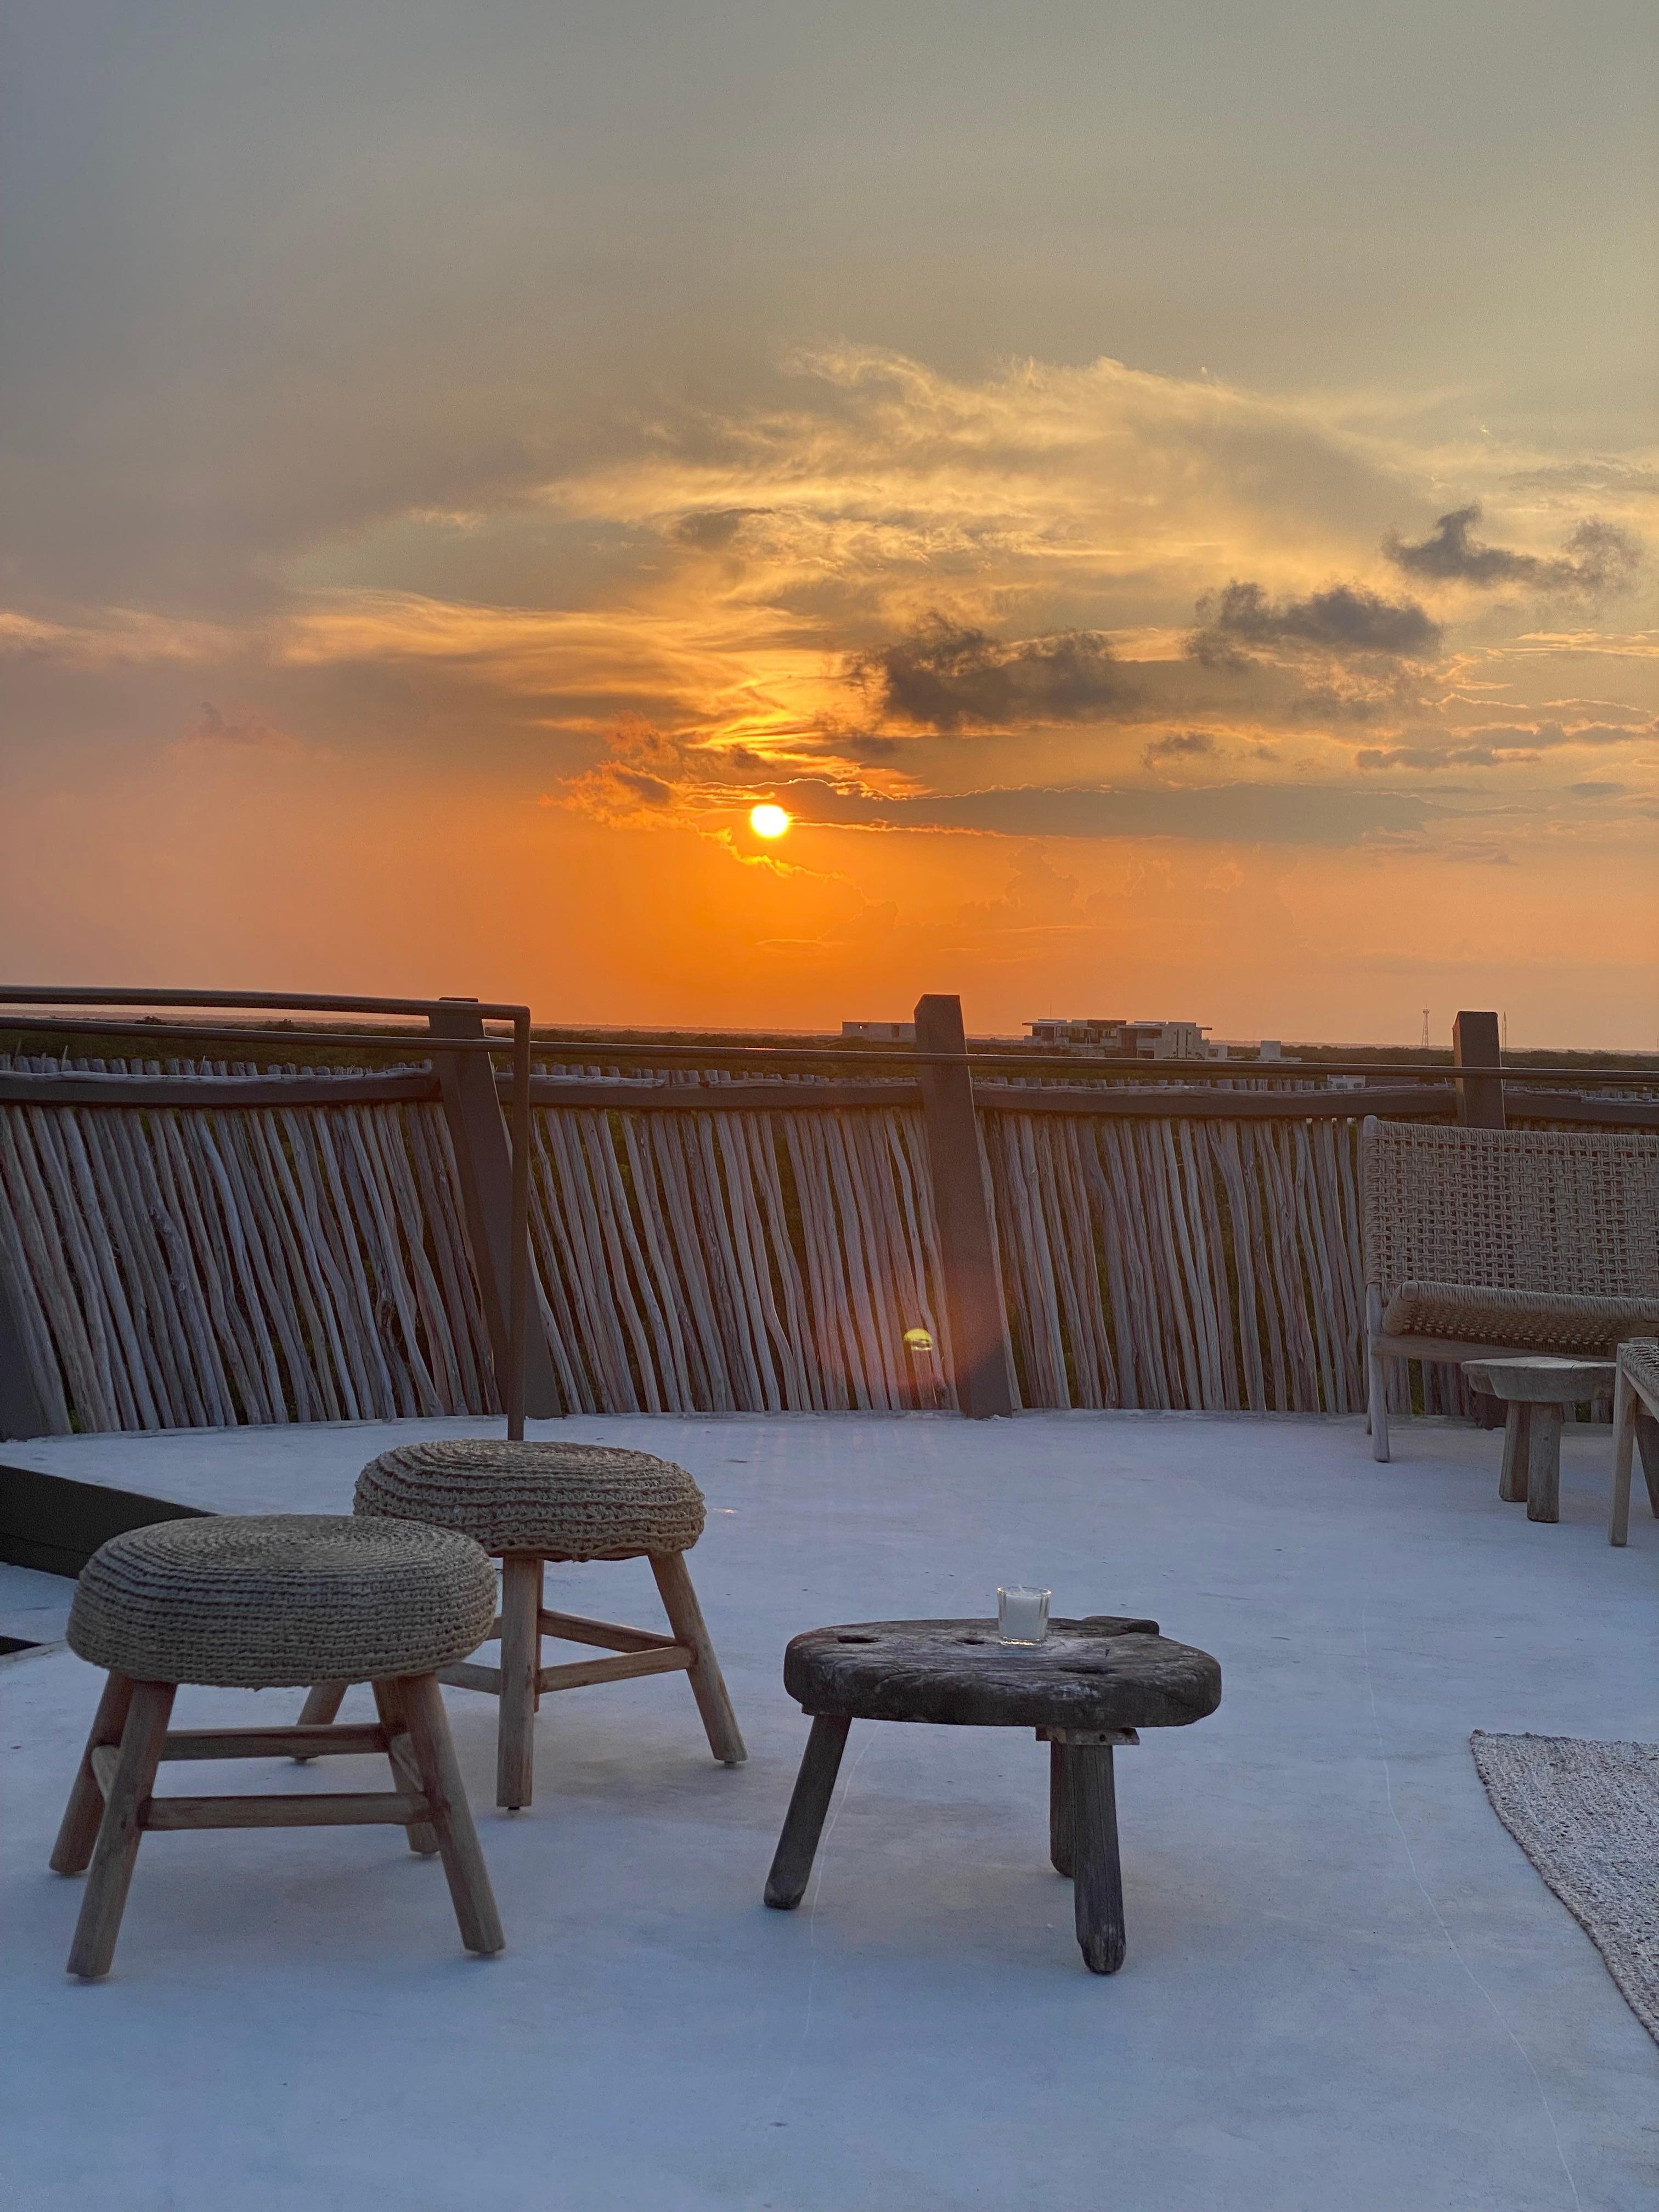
2 1409 1656 2212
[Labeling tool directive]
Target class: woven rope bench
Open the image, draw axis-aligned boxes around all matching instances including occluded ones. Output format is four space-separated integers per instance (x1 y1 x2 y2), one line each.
1610 1338 1659 1547
52 1515 504 1979
1360 1119 1659 1463
299 1441 746 1810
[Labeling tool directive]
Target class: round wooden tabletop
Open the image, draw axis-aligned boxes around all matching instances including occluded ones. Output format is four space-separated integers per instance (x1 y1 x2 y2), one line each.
782 1616 1221 1733
1463 1356 1615 1405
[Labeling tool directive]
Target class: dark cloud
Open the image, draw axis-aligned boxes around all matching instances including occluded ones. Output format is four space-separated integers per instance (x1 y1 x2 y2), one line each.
853 617 1128 731
1567 781 1628 798
769 776 1435 847
672 508 772 549
1187 580 1440 666
1143 731 1216 763
1386 505 1643 596
1355 718 1650 769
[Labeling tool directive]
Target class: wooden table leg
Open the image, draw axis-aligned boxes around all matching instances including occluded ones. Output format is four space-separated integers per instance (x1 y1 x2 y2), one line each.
1048 1740 1074 1878
1526 1403 1564 1523
1498 1404 1532 1504
764 1714 851 1910
1070 1743 1126 1975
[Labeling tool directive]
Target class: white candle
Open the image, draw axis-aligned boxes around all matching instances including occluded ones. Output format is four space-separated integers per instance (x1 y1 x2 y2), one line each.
997 1585 1051 1645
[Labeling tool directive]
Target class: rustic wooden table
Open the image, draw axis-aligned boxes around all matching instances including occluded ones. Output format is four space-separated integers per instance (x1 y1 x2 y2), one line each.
763 1616 1222 1974
1463 1356 1616 1522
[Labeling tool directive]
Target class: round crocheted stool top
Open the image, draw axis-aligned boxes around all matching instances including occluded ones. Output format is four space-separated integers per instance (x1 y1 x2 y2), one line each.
354 1438 707 1561
67 1513 496 1690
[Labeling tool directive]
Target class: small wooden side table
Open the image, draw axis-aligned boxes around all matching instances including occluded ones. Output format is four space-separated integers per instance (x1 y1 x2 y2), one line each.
1463 1356 1615 1522
763 1616 1221 1974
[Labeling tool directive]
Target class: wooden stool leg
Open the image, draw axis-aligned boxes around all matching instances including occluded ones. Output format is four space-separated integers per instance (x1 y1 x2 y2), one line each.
1048 1740 1075 1878
373 1679 439 1854
497 1554 541 1810
1526 1403 1564 1523
1070 1743 1126 1976
650 1550 746 1765
1610 1368 1637 1545
395 1674 505 1956
1498 1405 1532 1504
51 1671 136 1876
66 1679 176 1980
292 1680 350 1760
764 1714 851 1909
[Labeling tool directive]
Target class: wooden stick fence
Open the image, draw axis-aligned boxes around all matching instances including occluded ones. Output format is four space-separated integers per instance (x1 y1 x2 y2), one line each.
0 997 1651 1437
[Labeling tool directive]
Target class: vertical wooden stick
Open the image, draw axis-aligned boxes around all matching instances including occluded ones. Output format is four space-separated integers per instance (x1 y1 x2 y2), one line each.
396 1675 505 1955
650 1550 746 1765
66 1678 176 1980
496 1553 541 1809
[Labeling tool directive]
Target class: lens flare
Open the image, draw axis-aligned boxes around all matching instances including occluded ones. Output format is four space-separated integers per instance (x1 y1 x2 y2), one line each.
749 803 791 839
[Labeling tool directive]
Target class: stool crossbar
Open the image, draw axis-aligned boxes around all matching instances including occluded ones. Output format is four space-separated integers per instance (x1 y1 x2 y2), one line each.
53 1671 503 1978
304 1440 747 1810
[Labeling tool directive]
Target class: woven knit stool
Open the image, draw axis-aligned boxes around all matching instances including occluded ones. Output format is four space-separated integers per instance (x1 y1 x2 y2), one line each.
300 1441 746 1809
52 1515 504 1979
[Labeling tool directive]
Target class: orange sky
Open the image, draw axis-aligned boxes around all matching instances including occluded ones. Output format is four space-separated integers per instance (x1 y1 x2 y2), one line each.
3 9 1655 1047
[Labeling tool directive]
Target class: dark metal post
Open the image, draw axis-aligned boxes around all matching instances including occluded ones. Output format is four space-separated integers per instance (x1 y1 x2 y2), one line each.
1453 1011 1505 1131
429 1000 555 1427
913 994 1015 1418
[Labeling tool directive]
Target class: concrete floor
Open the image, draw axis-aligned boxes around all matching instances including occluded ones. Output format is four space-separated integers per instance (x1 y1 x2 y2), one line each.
2 1409 1656 2212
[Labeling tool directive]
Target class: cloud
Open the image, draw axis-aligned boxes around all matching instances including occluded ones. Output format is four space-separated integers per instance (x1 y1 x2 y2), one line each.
1386 505 1643 596
178 701 295 752
765 776 1436 848
1143 731 1218 767
851 618 1127 731
1187 580 1440 665
1355 717 1653 769
1568 781 1628 798
672 508 772 549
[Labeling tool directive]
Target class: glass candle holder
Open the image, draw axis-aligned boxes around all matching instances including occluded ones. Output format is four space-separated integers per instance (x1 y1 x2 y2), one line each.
997 1585 1051 1645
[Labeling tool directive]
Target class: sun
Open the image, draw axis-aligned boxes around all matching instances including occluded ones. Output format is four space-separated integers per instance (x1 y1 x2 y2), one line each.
748 803 791 839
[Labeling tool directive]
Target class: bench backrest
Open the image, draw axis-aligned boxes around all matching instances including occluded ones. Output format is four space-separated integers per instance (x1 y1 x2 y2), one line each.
1359 1118 1659 1300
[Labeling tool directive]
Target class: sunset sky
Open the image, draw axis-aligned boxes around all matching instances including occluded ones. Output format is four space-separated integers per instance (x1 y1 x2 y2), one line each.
3 3 1656 1045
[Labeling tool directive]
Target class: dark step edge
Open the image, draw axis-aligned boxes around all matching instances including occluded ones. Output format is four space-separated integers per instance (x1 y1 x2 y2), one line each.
0 1460 208 1579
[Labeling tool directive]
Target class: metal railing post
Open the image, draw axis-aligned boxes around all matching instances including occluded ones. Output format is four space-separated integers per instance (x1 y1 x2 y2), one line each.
913 994 1016 1417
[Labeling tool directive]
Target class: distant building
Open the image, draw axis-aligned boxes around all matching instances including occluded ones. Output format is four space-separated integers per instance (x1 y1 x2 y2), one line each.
841 1020 916 1043
1026 1018 1297 1064
1025 1017 1211 1059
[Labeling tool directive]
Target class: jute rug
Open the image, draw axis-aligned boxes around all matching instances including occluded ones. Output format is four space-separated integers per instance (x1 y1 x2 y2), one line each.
1471 1731 1659 2045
